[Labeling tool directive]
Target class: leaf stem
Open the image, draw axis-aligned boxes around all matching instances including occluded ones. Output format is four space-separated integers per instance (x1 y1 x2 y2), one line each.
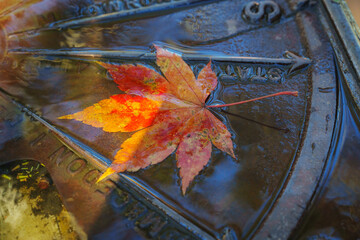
206 91 298 108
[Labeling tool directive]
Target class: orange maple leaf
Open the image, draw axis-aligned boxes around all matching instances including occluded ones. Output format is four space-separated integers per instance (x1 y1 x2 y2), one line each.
60 46 297 194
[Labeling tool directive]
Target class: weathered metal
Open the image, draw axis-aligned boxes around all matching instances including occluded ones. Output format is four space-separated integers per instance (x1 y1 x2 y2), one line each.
0 0 359 239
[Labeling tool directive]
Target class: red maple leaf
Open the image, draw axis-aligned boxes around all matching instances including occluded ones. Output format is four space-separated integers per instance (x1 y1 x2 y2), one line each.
60 46 297 194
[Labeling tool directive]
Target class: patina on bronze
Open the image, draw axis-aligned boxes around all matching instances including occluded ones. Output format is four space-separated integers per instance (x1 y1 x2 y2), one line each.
0 0 358 239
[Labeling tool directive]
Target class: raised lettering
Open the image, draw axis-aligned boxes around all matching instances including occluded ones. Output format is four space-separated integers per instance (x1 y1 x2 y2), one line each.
190 63 206 77
251 67 267 83
124 0 141 9
244 1 281 23
30 133 47 147
268 67 282 83
224 64 237 77
103 0 125 12
66 158 87 175
212 64 223 77
110 188 131 212
236 66 251 80
139 0 155 6
124 202 147 220
96 179 116 195
159 229 188 240
83 169 101 185
48 146 74 166
138 212 167 237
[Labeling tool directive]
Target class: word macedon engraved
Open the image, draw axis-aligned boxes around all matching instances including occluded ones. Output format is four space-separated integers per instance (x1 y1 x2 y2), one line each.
190 63 286 84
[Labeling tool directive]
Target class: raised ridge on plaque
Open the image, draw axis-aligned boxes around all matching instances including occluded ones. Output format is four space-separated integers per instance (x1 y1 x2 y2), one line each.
8 46 311 74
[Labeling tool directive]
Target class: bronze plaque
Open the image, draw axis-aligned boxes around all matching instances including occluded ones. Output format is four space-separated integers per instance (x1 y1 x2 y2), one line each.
0 0 359 239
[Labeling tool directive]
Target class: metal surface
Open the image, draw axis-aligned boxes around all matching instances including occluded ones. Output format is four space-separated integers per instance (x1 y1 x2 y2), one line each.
0 0 358 239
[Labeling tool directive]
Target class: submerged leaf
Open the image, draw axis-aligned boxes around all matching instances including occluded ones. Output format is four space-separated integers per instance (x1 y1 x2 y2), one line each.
60 46 235 193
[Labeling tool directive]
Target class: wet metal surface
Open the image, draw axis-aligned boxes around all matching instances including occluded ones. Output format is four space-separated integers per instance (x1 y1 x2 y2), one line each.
293 60 360 239
0 0 359 239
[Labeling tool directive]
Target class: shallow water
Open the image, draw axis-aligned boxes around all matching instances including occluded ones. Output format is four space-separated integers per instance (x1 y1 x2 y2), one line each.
295 62 360 239
0 0 358 239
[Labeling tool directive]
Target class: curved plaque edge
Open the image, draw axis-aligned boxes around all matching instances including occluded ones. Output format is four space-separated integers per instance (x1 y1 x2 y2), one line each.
251 2 339 239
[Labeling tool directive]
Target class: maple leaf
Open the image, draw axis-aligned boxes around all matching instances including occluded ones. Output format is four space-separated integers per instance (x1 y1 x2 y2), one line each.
59 46 297 194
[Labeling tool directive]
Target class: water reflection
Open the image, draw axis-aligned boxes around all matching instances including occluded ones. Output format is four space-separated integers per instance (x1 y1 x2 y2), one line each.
297 66 360 239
